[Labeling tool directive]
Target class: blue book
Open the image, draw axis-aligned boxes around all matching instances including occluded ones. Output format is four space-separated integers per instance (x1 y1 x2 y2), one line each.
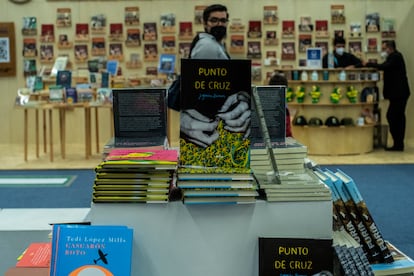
50 224 133 276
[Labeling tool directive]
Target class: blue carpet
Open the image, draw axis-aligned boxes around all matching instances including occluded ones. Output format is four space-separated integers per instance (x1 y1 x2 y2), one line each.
0 169 95 208
322 164 414 260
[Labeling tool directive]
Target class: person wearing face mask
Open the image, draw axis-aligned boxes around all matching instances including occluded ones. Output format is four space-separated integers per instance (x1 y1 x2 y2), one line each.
189 4 230 59
179 4 251 148
363 40 410 151
322 37 362 68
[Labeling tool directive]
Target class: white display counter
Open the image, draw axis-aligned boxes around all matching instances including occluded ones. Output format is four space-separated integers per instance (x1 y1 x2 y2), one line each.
90 200 332 276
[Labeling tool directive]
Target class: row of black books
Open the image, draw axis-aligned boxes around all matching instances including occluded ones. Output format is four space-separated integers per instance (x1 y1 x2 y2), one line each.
93 148 178 203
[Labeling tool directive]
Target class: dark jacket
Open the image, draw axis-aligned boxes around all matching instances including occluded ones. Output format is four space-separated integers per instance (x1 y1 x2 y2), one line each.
322 52 362 68
366 51 410 100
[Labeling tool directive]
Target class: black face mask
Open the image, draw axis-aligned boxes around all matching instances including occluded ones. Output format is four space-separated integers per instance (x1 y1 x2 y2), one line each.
210 26 227 41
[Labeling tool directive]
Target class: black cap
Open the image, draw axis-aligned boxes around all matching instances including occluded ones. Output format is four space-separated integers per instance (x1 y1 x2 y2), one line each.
325 116 340 127
309 117 323 127
293 115 307 126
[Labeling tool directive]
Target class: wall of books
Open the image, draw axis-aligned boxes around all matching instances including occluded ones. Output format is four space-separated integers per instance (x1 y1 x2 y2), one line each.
2 0 414 145
17 0 401 86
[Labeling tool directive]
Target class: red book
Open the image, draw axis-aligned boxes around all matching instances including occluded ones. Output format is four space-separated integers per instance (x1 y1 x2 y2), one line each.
16 242 51 268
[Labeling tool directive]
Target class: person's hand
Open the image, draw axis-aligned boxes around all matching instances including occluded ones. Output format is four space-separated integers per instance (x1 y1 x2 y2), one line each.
180 109 219 148
216 91 251 137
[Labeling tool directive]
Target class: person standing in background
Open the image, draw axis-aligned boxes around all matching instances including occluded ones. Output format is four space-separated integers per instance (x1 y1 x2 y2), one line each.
180 4 250 147
322 36 362 68
364 40 410 151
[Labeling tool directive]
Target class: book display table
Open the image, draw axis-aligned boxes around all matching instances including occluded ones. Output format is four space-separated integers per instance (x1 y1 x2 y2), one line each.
16 102 112 161
90 200 332 276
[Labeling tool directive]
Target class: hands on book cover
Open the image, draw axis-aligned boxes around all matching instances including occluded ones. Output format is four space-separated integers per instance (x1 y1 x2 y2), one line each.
179 59 252 173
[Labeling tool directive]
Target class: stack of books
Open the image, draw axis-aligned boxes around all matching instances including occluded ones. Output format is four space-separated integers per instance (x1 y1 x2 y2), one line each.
256 169 331 202
250 137 308 175
176 167 258 204
93 148 178 203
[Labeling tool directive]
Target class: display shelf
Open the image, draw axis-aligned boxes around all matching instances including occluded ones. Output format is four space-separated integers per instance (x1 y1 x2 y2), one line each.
89 200 332 276
283 68 380 155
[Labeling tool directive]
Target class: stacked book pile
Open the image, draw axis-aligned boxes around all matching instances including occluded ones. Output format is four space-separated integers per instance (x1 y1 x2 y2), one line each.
176 168 258 204
255 169 331 202
250 137 308 175
93 148 178 203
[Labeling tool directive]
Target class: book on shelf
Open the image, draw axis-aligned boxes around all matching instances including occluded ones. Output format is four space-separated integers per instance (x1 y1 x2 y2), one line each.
179 59 251 173
259 237 333 276
106 59 119 76
56 70 72 88
178 172 254 181
335 169 394 264
176 180 256 189
50 56 68 77
15 242 51 268
50 224 133 276
48 85 65 103
112 88 168 148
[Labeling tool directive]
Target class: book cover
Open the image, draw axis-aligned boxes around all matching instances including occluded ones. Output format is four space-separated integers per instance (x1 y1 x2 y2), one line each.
259 237 333 276
5 267 49 276
56 70 72 88
331 5 345 24
92 37 106 56
65 87 77 104
75 23 89 41
248 20 262 38
281 42 296 60
74 44 88 62
23 38 37 57
183 196 256 205
178 21 192 39
336 169 394 263
333 169 383 263
50 56 68 77
90 14 106 34
315 20 329 38
124 6 140 26
40 24 54 43
282 20 295 38
16 242 51 268
264 31 278 46
50 224 133 276
109 23 123 41
161 35 175 53
56 8 71 27
144 43 158 61
48 85 65 103
125 28 141 47
143 22 157 41
106 148 178 163
112 88 168 147
22 16 37 36
158 54 175 74
298 34 312 53
39 45 54 63
106 59 119 76
179 59 251 172
160 13 176 34
109 43 123 60
299 16 313 32
247 41 261 59
263 5 278 25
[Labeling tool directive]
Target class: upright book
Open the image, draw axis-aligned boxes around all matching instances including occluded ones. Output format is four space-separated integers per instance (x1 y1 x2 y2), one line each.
179 59 251 173
50 224 133 276
112 88 168 148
